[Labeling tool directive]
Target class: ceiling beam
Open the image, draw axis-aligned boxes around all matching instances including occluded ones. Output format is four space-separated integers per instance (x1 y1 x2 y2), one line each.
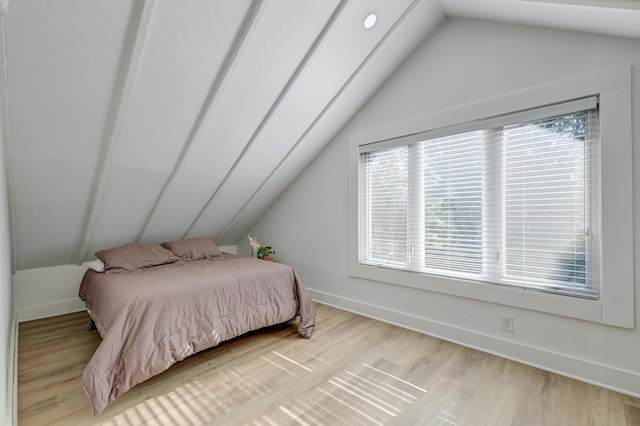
75 0 156 264
215 0 424 242
135 0 266 244
183 0 350 240
439 0 640 39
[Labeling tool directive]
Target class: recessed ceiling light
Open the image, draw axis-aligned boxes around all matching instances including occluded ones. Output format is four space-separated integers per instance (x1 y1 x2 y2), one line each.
363 12 377 29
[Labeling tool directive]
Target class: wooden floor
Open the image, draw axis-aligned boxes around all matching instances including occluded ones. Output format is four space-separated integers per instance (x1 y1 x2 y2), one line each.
18 304 640 425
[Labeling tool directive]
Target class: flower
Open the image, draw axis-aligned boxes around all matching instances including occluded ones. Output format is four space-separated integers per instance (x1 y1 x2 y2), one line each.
248 235 261 250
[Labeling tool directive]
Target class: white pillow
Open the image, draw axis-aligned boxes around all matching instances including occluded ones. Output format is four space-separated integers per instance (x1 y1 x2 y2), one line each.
87 259 105 273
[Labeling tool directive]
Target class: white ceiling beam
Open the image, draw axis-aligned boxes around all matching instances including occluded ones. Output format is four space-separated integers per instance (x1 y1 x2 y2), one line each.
135 0 266 244
183 0 350 240
215 0 425 242
75 0 156 264
439 0 640 39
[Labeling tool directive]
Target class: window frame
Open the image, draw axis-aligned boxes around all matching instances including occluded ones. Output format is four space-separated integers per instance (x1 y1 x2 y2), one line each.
359 97 599 298
348 68 633 328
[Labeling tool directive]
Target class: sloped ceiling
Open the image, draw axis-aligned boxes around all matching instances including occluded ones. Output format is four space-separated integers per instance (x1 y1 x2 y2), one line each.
3 0 640 271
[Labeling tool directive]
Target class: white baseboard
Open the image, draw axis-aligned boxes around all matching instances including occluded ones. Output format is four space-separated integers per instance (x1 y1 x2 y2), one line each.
7 310 17 426
16 298 85 323
307 288 640 399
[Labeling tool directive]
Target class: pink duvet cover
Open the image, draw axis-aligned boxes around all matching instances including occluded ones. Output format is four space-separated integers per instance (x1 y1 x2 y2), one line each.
79 253 315 415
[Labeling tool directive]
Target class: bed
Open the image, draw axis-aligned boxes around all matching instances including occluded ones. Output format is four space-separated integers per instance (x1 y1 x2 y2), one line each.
78 238 316 415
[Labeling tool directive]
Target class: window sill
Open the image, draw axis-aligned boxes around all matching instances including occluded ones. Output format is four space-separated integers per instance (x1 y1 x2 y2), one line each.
350 261 603 325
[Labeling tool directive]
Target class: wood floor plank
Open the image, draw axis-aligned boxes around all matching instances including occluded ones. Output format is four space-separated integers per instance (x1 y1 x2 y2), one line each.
18 303 640 425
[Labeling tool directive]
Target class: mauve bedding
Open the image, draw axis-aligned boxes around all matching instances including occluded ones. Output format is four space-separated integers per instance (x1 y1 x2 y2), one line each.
78 253 315 415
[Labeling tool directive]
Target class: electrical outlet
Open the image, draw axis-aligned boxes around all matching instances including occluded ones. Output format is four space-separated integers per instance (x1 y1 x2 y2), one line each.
501 314 514 332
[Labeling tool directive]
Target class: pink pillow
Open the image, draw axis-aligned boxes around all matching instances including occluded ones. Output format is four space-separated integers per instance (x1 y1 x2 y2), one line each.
161 237 222 261
95 243 179 271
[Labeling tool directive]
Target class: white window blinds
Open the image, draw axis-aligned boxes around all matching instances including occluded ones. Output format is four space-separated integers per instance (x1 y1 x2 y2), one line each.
359 97 600 299
360 146 409 267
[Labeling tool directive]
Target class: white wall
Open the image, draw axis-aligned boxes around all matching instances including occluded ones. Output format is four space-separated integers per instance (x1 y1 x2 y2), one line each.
245 19 640 396
13 264 87 322
0 149 12 426
0 15 14 425
0 159 11 425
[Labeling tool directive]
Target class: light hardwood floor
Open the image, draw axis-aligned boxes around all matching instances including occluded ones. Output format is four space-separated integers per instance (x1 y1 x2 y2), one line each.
18 303 640 425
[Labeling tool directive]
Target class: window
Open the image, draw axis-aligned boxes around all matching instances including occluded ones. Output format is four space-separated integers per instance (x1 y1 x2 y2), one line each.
359 97 600 299
350 68 633 327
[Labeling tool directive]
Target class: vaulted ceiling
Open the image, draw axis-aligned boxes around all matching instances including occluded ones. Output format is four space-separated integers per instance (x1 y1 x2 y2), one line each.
3 0 639 271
